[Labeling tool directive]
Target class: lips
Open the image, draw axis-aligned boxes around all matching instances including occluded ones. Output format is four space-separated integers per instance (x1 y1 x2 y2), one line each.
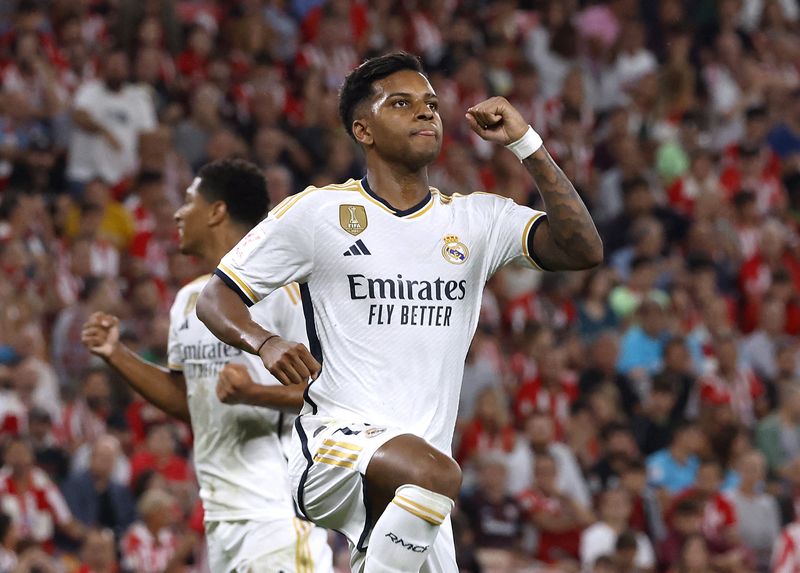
411 129 437 137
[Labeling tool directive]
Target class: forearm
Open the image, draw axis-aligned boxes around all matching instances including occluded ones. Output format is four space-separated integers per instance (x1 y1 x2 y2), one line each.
106 344 190 422
196 275 272 354
72 109 106 134
240 383 306 412
523 147 603 270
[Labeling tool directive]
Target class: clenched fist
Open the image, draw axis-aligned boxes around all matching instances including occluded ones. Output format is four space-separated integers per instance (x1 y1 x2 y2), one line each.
258 335 320 386
465 97 529 145
216 363 258 405
81 312 120 358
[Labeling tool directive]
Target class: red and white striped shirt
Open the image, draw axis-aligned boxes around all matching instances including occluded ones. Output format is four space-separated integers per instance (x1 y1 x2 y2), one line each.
773 522 800 573
0 467 72 549
699 367 763 427
120 522 179 573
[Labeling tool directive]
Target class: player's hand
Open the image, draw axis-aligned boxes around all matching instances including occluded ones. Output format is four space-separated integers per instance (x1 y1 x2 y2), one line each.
258 335 320 385
217 363 258 405
81 312 120 359
465 97 529 146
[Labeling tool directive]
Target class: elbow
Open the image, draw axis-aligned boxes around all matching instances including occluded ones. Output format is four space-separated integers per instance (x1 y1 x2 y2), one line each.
585 237 604 268
572 236 604 270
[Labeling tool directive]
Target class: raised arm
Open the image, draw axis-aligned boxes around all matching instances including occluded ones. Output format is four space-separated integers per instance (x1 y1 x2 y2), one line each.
466 97 603 271
197 275 320 386
81 312 190 422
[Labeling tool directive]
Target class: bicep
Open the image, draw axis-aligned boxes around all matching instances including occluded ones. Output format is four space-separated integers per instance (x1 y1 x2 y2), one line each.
531 217 595 271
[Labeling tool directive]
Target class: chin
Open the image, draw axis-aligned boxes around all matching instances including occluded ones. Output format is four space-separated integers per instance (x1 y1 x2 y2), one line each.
405 146 440 170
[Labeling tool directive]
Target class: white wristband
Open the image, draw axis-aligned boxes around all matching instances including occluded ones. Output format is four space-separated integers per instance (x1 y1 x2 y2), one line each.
505 125 543 161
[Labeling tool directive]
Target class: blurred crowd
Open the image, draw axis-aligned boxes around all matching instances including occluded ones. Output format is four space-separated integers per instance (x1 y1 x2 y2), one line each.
2 0 800 572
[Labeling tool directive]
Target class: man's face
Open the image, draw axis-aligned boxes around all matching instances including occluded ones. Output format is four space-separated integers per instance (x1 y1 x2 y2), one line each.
83 373 111 412
174 178 214 256
104 53 129 91
4 441 33 475
356 70 442 169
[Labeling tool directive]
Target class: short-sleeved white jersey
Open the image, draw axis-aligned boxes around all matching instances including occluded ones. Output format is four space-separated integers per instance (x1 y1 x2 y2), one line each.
167 275 307 522
217 178 546 453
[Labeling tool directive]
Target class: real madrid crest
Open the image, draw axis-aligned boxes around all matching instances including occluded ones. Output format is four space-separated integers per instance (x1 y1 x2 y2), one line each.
339 205 368 236
442 234 469 264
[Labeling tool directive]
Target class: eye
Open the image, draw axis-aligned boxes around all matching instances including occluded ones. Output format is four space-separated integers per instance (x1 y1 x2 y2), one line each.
427 101 438 111
393 100 408 108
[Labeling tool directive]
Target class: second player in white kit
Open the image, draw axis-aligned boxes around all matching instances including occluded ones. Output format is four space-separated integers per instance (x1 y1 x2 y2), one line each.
82 160 333 573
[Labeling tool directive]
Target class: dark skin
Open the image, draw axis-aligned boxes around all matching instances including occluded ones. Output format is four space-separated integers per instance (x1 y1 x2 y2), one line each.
197 68 601 521
81 179 306 422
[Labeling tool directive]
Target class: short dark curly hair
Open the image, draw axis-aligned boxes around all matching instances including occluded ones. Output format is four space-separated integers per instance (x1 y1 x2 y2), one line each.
197 158 269 228
338 52 425 141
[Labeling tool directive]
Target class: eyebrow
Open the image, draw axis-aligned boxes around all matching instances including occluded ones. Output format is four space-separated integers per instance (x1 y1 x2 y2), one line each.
385 92 438 99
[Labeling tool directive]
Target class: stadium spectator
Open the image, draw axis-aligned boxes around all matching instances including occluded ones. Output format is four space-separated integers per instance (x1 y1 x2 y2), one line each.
459 453 524 568
580 488 656 572
61 435 135 537
59 367 113 452
755 382 800 481
67 49 157 191
646 421 704 497
518 451 594 566
75 527 118 573
0 437 84 551
727 450 781 571
120 488 196 573
456 386 516 466
508 411 591 508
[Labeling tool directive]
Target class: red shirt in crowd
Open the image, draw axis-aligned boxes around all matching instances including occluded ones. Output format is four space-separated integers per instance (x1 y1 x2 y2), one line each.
0 467 73 552
518 488 583 564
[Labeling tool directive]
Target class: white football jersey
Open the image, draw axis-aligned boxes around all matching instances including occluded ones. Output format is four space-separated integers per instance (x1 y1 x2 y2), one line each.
167 275 307 522
217 178 546 453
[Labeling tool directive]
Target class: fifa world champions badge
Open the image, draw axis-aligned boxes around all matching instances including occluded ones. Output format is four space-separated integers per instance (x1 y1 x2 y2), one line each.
339 205 368 236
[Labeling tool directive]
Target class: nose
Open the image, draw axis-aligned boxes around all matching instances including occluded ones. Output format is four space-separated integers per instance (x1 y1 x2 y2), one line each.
174 207 183 222
415 101 434 121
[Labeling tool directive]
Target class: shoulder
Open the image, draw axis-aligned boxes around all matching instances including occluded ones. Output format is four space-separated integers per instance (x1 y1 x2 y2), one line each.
437 190 516 210
269 179 363 220
171 275 210 314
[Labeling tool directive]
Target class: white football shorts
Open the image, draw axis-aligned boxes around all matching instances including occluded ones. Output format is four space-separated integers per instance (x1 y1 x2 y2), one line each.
288 415 457 573
205 516 333 573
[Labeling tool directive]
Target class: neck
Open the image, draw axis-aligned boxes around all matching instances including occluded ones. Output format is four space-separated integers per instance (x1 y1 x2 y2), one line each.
364 160 431 212
670 445 689 463
203 224 249 267
145 519 160 537
740 482 757 495
606 518 626 532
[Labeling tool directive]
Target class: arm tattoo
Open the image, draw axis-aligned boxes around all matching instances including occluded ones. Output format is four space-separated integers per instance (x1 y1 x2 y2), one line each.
522 148 602 270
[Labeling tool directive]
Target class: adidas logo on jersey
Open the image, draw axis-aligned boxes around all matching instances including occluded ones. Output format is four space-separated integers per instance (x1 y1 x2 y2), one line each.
343 239 371 256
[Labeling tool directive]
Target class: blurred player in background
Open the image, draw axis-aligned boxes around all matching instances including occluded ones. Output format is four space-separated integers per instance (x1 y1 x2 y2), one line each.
81 158 333 572
197 53 601 572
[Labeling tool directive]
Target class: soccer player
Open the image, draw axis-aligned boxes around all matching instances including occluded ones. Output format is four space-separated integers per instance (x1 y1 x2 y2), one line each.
81 159 333 572
197 53 602 572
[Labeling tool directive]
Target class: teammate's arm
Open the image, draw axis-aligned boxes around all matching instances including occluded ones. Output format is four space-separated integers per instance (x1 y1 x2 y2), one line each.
217 364 305 411
197 276 320 385
81 312 190 422
466 97 603 271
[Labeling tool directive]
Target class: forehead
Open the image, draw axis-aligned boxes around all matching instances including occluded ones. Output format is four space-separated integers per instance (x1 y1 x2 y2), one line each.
371 70 436 99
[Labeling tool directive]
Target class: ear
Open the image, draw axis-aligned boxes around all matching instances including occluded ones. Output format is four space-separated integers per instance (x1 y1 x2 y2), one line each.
208 200 227 226
352 118 373 146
